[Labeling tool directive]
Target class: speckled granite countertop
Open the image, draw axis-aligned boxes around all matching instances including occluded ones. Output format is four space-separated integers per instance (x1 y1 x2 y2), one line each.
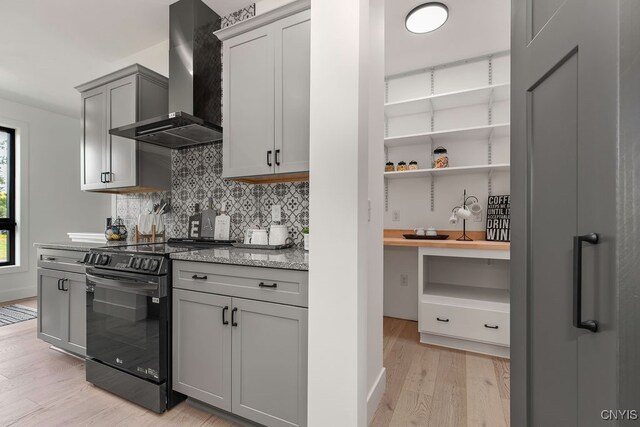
170 247 309 271
34 241 131 251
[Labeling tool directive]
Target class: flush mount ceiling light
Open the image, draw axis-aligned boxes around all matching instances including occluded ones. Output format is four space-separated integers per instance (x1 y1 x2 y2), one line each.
405 2 449 34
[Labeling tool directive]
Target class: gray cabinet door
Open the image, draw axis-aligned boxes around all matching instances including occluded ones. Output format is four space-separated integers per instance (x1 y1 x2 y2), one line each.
173 289 232 411
106 75 137 189
66 272 87 356
274 10 310 174
232 298 307 427
80 86 107 191
512 1 619 425
222 25 275 178
37 268 68 346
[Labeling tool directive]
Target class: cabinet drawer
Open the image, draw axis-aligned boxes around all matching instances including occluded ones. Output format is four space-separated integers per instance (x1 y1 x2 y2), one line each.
420 302 509 346
173 261 308 308
37 249 88 274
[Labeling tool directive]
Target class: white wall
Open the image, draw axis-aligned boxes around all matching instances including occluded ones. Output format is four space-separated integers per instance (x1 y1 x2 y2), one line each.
383 55 511 322
0 98 111 303
110 40 169 77
383 246 419 320
308 0 382 424
384 55 511 232
366 0 385 422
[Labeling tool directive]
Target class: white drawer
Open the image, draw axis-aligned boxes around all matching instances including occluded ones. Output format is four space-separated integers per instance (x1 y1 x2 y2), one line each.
420 301 509 346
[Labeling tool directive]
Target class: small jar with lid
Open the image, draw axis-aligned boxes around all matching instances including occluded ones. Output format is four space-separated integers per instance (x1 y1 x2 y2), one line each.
397 161 408 172
408 160 418 170
385 161 395 172
432 147 449 169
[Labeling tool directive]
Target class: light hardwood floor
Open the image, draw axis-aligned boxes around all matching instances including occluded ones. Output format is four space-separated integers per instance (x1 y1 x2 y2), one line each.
370 317 510 427
0 299 509 426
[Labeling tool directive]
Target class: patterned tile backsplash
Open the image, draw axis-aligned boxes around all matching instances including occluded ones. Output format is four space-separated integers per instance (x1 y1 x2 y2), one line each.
221 4 256 28
115 143 309 245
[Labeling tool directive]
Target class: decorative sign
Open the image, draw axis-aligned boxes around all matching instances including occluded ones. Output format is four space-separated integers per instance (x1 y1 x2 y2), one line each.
486 195 511 242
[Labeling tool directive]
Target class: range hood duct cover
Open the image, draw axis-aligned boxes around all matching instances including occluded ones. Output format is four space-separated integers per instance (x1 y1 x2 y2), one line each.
110 0 223 148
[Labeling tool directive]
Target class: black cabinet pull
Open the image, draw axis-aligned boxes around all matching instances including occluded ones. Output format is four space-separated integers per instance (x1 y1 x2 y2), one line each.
59 279 68 292
57 279 62 291
44 257 56 261
231 307 238 327
267 150 273 167
222 306 229 325
275 149 281 166
258 282 278 288
484 324 499 329
191 274 207 280
436 317 449 323
573 233 599 332
100 172 105 183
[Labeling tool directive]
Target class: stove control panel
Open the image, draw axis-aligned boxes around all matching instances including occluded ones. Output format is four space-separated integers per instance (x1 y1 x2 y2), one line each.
87 251 167 275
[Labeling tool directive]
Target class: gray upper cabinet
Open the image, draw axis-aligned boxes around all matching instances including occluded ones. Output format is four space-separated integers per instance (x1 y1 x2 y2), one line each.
223 26 275 178
274 12 310 175
218 4 310 180
76 64 171 193
232 297 308 427
172 289 232 411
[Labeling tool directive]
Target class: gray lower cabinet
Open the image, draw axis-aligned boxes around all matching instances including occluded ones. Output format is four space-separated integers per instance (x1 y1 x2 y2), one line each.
37 268 87 356
172 289 232 411
76 64 170 192
173 262 308 427
231 297 307 427
219 7 310 179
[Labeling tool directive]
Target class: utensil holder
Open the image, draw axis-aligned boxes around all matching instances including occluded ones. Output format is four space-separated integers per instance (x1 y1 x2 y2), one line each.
134 224 165 243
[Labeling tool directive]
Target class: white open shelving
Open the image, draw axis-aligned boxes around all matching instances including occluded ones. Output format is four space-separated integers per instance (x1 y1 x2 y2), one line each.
422 283 510 313
384 123 510 148
384 163 510 180
384 83 510 118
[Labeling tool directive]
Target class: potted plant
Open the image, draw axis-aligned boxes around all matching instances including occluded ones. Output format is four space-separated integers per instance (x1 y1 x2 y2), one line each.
302 227 309 251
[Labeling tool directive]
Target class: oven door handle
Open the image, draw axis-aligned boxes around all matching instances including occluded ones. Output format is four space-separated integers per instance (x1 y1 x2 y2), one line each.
86 273 159 295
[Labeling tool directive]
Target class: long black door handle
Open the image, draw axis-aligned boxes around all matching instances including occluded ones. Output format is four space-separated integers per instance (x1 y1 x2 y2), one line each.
436 317 449 323
231 307 238 327
573 233 599 332
57 279 62 291
484 324 499 329
222 306 229 325
267 150 273 167
191 274 207 280
61 279 68 292
275 149 281 166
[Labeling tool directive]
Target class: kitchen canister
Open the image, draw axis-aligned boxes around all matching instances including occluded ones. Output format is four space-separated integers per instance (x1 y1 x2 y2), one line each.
409 160 419 170
433 146 449 169
385 161 395 172
397 161 408 171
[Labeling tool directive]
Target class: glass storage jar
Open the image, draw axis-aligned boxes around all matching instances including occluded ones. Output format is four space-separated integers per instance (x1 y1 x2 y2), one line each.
433 147 449 169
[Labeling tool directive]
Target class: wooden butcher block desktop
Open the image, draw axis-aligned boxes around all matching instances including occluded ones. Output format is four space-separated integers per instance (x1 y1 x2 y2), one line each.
383 229 510 251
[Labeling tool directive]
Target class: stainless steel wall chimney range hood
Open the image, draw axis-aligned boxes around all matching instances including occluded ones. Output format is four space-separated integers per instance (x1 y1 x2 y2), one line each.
110 0 223 148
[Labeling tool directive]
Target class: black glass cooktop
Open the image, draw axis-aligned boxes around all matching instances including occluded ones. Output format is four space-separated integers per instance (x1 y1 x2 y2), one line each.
93 238 235 255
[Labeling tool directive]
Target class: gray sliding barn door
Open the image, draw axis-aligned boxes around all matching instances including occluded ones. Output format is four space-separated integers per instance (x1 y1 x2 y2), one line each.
511 1 620 426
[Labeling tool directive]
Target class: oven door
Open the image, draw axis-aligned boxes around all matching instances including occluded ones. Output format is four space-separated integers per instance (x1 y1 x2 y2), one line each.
86 269 168 383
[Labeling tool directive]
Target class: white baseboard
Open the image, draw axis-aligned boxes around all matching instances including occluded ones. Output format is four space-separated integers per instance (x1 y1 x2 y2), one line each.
367 367 386 425
420 333 510 358
0 286 36 304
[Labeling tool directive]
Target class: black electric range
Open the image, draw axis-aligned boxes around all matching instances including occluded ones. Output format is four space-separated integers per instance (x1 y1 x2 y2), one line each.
84 238 233 413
